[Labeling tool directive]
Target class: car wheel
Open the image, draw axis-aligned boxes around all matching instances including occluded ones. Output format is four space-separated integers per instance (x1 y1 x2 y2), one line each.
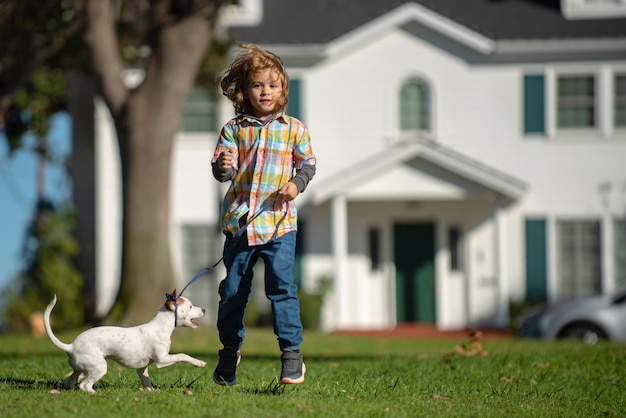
560 323 607 344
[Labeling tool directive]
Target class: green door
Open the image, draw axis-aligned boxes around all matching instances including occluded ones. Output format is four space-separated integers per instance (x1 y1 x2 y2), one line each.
394 223 436 323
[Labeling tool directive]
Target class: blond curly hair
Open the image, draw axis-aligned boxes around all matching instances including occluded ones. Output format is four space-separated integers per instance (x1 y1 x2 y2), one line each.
220 43 290 115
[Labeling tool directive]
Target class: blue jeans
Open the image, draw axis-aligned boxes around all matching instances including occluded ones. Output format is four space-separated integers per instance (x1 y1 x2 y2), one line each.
217 231 303 351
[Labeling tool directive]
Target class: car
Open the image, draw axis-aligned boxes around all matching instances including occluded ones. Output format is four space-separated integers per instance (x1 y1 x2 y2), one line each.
515 286 626 344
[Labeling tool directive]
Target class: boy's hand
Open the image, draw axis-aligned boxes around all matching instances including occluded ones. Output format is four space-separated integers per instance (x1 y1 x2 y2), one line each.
276 182 298 207
217 150 234 170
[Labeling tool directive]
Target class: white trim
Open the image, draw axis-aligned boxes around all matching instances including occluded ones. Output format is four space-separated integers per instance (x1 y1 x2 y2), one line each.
561 0 626 19
306 141 527 206
331 195 349 330
218 0 263 26
325 2 494 58
600 65 613 137
495 39 626 55
602 214 615 293
494 196 509 327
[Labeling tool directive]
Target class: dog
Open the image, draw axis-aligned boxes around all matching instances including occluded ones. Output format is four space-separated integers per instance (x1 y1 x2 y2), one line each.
454 330 489 357
43 290 207 393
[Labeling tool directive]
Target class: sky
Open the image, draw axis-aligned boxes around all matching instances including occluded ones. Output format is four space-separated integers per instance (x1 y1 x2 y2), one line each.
0 112 72 295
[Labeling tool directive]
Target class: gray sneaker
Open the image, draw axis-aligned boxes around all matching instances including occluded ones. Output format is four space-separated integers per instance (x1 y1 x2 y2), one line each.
280 350 306 384
213 348 241 386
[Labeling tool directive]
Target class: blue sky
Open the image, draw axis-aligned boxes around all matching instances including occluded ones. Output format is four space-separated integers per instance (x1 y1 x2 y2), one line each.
0 112 72 294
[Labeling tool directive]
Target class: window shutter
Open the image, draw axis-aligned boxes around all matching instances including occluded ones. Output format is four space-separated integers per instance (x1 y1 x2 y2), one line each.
288 78 301 120
525 218 547 302
524 74 545 134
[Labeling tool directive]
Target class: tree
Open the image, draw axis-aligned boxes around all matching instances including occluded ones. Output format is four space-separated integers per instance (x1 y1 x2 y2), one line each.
0 1 83 328
3 203 84 333
79 0 225 324
1 0 227 325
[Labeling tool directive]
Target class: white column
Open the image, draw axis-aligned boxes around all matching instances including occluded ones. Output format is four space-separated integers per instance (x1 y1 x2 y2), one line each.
331 195 349 329
599 65 613 138
494 196 509 328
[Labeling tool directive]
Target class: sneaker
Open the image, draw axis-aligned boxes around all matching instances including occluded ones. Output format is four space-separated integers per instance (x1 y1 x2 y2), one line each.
280 350 306 384
213 348 241 386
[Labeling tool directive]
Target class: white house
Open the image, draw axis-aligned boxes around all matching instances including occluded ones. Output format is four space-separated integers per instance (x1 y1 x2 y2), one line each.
92 0 626 331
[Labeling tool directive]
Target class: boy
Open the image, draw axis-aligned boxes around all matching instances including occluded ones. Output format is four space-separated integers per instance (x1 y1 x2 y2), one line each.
211 44 316 385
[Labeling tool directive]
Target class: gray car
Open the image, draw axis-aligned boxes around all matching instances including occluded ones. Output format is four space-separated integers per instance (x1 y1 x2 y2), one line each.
534 286 626 344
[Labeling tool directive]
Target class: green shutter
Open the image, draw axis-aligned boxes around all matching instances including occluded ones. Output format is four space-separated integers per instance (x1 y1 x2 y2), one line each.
524 75 545 134
288 78 301 120
525 218 547 302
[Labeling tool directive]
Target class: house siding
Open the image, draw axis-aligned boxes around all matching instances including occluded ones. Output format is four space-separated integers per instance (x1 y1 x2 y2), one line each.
92 2 626 331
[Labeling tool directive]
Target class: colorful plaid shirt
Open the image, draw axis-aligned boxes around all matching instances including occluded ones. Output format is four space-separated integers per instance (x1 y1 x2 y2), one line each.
211 112 317 246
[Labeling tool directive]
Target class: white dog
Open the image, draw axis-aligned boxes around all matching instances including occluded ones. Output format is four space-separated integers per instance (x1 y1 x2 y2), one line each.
43 290 207 393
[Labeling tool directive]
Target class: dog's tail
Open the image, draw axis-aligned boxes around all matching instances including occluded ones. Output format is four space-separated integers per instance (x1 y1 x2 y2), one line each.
43 295 73 353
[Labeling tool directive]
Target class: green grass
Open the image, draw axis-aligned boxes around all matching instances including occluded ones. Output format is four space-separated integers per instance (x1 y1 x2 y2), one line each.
1 327 625 417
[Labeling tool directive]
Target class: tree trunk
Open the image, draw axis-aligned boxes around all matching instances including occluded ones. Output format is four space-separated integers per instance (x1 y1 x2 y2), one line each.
84 0 221 325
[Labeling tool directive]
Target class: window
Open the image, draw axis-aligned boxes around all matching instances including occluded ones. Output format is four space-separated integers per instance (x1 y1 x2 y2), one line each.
448 226 462 271
556 220 601 299
181 225 213 281
399 80 430 132
615 219 626 288
524 69 626 137
557 75 596 128
615 74 626 127
368 227 381 271
181 87 216 133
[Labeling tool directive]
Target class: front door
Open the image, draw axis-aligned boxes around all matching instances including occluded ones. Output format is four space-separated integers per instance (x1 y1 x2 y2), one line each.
394 223 436 323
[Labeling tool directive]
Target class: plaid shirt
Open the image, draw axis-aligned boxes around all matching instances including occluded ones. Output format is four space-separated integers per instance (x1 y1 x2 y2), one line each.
212 112 316 246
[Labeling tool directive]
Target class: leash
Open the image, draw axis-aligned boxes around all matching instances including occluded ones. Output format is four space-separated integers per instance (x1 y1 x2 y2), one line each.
165 198 288 326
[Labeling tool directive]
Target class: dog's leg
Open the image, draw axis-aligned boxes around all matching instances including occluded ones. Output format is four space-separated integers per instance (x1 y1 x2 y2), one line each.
78 358 108 393
63 370 82 390
153 353 206 369
136 367 154 391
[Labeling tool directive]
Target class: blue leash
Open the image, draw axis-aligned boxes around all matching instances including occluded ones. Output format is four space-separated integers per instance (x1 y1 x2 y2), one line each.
165 199 288 325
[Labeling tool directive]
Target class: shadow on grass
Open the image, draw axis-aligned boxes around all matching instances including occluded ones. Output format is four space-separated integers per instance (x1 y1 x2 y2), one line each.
0 376 63 391
239 379 288 396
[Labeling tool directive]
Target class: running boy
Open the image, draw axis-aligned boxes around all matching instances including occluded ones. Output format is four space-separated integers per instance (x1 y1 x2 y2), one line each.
211 44 316 385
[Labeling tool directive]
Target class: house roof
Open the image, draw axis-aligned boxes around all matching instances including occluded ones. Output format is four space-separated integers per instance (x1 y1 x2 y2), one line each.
304 140 528 206
229 0 626 45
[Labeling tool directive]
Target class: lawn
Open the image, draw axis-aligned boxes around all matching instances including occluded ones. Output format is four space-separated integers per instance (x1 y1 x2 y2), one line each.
1 326 624 417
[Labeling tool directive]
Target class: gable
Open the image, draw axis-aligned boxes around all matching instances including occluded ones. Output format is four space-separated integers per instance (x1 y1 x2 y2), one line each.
228 1 626 65
228 1 626 43
305 140 527 206
346 161 480 201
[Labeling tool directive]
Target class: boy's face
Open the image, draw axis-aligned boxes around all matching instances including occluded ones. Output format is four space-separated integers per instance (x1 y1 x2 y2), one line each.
247 69 283 120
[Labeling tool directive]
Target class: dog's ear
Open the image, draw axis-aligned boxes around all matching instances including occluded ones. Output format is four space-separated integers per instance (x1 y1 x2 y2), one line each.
165 289 178 311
